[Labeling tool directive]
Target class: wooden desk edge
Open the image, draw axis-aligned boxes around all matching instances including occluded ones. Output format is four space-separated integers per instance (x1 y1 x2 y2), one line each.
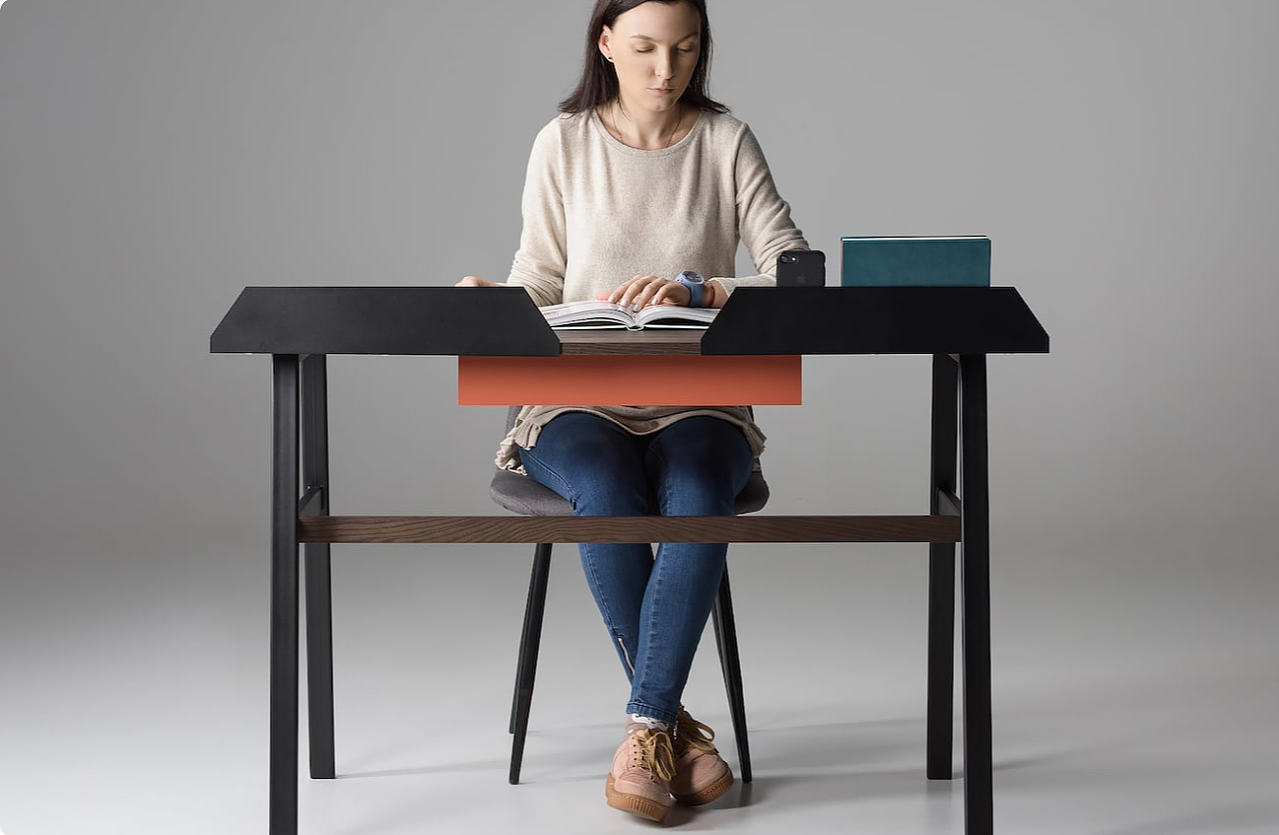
298 514 962 544
555 329 704 355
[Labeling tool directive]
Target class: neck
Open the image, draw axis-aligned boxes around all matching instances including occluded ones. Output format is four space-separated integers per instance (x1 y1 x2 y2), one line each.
607 99 686 150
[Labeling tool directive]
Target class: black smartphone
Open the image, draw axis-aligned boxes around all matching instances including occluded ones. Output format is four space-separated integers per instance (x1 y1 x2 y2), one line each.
776 250 826 288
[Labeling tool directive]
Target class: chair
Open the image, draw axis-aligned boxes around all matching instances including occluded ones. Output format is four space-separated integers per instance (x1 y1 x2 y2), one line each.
490 406 768 785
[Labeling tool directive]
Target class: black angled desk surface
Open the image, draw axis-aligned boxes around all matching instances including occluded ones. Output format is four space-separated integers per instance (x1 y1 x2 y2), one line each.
211 285 1049 835
211 285 1047 356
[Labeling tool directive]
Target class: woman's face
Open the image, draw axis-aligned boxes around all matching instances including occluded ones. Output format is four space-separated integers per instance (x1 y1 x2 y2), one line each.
599 1 702 115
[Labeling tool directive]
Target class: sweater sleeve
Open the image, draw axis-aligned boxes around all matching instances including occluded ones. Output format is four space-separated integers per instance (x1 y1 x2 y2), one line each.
504 123 567 307
711 123 810 297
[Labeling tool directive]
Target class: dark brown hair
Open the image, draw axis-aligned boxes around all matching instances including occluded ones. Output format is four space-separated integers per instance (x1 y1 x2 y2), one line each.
558 0 729 114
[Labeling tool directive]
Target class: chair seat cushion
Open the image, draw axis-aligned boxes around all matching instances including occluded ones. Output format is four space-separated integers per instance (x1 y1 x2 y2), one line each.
490 468 769 517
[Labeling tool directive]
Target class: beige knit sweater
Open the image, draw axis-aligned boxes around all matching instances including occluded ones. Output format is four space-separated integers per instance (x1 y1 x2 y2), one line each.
496 108 808 473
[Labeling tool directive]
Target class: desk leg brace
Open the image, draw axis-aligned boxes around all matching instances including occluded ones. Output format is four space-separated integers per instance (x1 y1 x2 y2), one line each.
270 354 301 835
959 354 994 835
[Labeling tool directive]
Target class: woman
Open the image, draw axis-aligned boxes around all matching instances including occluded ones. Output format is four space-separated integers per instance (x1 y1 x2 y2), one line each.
457 0 807 822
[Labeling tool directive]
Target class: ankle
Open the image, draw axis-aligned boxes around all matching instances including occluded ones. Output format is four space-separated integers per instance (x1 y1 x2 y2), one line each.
626 713 671 735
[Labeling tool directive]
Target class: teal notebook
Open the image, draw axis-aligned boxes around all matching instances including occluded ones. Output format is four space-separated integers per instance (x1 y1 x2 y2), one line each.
841 236 991 286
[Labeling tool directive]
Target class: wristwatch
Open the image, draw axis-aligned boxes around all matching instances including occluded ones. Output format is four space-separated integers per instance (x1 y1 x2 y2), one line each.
675 270 706 307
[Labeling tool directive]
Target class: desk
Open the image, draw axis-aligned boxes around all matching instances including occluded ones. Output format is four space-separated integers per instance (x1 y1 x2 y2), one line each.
211 286 1050 835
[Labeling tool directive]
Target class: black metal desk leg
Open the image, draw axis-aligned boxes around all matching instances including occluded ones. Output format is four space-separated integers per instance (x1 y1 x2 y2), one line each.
959 354 993 835
927 353 959 780
270 354 301 835
302 354 336 780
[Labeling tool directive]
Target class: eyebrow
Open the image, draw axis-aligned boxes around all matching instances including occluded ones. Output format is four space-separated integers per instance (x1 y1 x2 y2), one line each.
630 31 700 43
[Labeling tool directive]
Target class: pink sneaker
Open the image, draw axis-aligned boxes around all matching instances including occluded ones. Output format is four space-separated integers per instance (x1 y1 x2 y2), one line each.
669 709 734 806
605 726 676 823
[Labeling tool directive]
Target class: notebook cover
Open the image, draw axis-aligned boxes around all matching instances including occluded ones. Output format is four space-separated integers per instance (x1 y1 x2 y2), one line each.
841 236 991 287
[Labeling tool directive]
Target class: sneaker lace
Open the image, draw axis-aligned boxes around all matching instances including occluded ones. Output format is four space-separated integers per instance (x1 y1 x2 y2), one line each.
675 711 718 756
631 730 676 783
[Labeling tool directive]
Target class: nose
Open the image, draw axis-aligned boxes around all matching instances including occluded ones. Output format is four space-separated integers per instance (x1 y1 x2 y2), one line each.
655 52 674 80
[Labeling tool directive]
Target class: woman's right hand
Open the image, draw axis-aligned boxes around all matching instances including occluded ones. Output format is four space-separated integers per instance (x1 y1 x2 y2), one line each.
455 275 505 287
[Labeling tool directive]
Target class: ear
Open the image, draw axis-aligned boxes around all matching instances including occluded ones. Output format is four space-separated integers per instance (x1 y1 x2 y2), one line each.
598 25 613 62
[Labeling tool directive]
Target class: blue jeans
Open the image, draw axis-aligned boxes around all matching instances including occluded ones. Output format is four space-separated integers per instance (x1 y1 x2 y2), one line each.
518 412 754 724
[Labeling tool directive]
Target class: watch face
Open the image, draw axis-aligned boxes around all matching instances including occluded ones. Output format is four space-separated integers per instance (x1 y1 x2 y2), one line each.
677 271 705 307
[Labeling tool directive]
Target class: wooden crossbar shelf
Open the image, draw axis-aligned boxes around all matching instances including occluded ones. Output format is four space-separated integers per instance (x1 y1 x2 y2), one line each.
298 514 962 544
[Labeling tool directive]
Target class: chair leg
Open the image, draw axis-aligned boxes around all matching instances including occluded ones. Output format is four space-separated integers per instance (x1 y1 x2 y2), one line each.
711 565 752 783
509 545 540 735
510 543 552 784
711 585 735 714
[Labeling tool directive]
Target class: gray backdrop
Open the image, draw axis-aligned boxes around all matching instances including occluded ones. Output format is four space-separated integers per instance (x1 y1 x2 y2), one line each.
2 1 1276 833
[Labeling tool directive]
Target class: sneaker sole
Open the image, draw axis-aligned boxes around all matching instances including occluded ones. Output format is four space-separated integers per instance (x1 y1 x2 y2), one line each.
672 769 734 806
606 773 672 823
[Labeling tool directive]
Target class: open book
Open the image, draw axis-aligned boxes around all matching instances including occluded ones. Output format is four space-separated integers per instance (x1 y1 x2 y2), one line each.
540 299 719 330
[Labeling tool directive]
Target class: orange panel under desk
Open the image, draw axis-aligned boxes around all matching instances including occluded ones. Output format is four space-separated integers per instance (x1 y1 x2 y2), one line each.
458 355 802 405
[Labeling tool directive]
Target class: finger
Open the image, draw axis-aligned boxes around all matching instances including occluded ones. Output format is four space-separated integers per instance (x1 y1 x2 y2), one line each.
625 282 649 310
648 282 676 308
628 276 664 309
639 277 679 309
652 282 686 306
614 275 650 308
607 276 640 304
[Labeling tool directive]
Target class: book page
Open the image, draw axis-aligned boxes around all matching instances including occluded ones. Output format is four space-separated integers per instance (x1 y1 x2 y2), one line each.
539 300 719 329
634 304 718 329
540 300 636 329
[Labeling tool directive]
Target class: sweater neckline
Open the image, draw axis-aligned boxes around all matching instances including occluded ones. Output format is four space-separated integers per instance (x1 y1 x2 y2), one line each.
589 107 705 157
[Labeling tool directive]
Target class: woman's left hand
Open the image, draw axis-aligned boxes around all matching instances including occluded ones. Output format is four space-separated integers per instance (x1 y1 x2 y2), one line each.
596 274 690 310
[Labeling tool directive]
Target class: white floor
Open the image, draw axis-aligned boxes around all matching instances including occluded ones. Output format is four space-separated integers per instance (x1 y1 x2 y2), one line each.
1 531 1276 834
